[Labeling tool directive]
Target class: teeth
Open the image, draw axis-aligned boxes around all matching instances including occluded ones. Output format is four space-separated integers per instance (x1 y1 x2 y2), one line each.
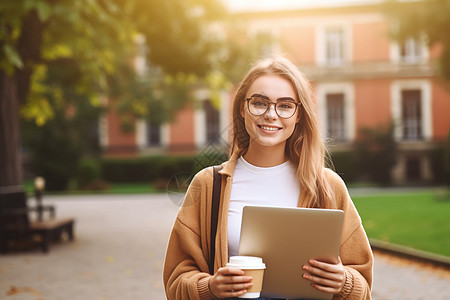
260 125 279 131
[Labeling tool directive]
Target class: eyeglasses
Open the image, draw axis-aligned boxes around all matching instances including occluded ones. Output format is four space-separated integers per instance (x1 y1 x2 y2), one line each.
246 94 300 119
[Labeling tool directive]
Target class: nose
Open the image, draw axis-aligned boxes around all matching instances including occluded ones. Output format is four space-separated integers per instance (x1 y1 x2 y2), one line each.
264 103 278 119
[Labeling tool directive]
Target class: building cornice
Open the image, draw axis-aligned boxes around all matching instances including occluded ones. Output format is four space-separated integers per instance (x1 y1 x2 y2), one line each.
226 0 421 19
301 61 437 81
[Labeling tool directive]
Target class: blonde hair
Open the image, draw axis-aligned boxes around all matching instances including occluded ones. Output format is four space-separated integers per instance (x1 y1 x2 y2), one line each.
230 56 333 208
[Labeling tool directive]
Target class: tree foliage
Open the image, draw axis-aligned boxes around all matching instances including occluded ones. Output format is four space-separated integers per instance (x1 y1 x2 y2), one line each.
0 0 229 124
0 0 228 187
21 96 102 191
0 0 271 188
384 0 450 81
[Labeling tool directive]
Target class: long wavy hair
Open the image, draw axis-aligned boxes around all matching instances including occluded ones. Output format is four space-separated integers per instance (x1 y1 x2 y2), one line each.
230 56 333 208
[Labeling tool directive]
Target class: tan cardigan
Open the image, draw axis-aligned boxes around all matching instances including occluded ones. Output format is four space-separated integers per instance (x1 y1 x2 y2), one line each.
163 155 373 299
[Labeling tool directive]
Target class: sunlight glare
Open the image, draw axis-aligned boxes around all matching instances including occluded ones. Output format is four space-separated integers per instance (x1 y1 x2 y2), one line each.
223 0 382 12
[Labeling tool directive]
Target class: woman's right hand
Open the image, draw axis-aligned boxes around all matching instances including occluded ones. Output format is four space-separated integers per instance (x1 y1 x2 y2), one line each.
209 267 253 298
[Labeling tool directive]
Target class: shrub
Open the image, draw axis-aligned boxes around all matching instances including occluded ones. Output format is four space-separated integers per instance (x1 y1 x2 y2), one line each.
101 158 150 183
429 144 450 185
21 91 102 191
330 150 360 183
354 124 397 186
23 128 80 191
77 157 102 189
100 155 197 183
445 131 450 186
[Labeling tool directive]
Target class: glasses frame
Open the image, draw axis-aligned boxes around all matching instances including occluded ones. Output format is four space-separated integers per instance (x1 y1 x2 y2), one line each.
245 96 301 119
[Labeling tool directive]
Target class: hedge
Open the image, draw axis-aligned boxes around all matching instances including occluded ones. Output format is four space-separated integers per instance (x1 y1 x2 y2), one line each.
330 151 360 183
100 151 228 183
429 146 450 185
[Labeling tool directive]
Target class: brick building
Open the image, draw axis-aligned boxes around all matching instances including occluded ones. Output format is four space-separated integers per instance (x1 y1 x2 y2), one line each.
100 0 450 184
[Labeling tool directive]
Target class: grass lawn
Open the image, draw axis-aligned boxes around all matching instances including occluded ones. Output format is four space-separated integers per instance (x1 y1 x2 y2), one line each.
352 189 450 257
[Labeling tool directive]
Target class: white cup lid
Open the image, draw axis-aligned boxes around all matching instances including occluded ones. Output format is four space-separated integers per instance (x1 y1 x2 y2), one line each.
226 256 266 269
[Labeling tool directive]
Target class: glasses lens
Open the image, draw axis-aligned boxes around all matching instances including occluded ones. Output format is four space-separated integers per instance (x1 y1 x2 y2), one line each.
276 101 297 118
248 97 269 116
248 97 298 118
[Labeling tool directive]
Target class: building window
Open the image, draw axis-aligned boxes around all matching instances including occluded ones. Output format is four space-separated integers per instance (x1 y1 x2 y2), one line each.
317 83 355 143
391 80 431 141
203 100 220 144
326 93 346 141
146 122 161 146
401 89 422 140
325 28 345 66
391 36 428 63
400 38 423 62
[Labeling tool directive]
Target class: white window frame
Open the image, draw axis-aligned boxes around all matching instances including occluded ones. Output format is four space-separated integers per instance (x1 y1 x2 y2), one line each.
390 80 432 141
99 96 109 148
136 119 169 149
316 23 352 67
326 93 346 142
133 34 149 77
194 89 230 148
317 83 355 142
390 36 429 64
99 115 109 149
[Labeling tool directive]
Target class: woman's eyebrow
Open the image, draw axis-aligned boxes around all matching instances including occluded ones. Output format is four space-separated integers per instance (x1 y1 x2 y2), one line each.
277 97 296 102
250 94 296 102
250 93 269 99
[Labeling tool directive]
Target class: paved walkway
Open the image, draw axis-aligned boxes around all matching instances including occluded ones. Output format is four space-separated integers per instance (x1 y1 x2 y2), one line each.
1 194 449 300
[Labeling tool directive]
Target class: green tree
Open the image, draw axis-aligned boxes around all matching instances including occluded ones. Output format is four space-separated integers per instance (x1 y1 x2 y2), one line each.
21 95 102 191
0 0 226 189
384 0 450 80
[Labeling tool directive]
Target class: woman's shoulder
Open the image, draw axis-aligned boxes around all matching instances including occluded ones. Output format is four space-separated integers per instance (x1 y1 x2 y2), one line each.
323 167 346 187
178 166 215 211
322 168 352 208
189 166 214 187
189 162 227 189
191 158 234 182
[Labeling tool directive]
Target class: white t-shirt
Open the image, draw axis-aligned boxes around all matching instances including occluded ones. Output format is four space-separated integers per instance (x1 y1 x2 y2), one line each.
227 156 300 258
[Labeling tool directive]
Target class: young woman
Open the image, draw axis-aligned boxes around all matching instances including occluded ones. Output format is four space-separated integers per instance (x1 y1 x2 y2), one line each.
163 56 373 299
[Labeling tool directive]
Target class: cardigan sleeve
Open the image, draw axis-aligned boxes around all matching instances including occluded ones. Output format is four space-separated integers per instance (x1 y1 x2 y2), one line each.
336 223 373 300
163 169 217 300
327 170 373 300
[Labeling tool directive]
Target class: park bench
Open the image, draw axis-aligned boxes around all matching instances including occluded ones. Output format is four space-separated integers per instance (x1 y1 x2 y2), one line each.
0 187 75 253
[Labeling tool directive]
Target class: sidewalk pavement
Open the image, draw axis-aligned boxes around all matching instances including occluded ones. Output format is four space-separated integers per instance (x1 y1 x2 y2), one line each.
0 193 449 300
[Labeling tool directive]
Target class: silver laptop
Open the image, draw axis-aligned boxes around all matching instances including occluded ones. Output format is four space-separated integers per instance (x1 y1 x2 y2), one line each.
238 206 344 300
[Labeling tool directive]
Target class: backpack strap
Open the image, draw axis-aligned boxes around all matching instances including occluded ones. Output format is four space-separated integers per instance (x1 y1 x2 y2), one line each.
209 165 223 275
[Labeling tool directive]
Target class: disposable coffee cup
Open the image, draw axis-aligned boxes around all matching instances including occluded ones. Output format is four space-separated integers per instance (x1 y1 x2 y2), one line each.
226 256 266 299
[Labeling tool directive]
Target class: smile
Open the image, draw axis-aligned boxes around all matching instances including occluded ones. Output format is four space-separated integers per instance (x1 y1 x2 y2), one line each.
258 125 281 131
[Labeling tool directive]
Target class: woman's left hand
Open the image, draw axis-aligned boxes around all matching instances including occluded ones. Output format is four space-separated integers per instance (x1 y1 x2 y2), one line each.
302 256 346 295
